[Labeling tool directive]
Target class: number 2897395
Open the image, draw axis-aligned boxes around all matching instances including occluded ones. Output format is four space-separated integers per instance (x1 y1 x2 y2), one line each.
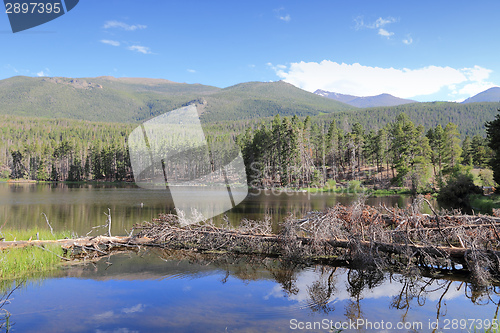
5 2 62 14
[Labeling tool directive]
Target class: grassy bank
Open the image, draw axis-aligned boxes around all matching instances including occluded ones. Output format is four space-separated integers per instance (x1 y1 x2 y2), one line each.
1 228 72 242
303 180 414 196
0 245 66 280
0 228 72 281
470 194 500 214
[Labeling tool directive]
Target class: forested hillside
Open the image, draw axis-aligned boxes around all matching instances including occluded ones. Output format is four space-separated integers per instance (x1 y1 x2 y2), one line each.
1 112 493 193
0 76 497 138
200 81 353 121
317 101 499 138
0 76 352 123
1 76 497 189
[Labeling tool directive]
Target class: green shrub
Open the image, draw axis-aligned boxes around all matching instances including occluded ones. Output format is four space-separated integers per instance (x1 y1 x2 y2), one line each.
348 180 362 193
325 179 336 190
437 173 482 208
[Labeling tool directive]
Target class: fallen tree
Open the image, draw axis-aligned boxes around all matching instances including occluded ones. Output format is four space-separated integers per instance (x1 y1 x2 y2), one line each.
2 196 500 284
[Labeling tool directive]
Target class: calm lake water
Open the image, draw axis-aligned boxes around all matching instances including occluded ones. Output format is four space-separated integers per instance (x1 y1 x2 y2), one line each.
0 182 433 236
2 250 499 333
2 182 494 333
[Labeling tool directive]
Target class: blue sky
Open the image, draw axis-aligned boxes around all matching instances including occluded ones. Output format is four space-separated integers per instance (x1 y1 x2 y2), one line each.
1 0 500 102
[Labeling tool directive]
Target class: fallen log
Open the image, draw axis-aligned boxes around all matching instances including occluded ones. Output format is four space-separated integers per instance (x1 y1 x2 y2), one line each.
0 236 153 251
2 199 499 283
0 231 483 266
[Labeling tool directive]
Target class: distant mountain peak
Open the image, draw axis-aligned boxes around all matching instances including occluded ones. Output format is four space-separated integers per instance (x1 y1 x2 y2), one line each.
461 87 500 103
314 90 417 108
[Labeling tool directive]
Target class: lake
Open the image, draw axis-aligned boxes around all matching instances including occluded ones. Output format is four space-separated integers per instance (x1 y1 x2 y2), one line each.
0 182 432 236
2 182 496 333
2 250 499 332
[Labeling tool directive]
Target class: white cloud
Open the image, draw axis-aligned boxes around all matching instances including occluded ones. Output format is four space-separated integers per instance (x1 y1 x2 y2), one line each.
93 310 114 320
275 7 291 22
355 16 398 39
271 60 495 100
279 14 291 22
462 65 492 82
355 16 397 30
373 17 397 28
122 304 144 314
456 81 496 98
378 28 394 37
403 35 413 45
36 68 50 77
127 45 151 54
266 268 463 306
187 69 196 73
104 21 147 31
101 39 120 47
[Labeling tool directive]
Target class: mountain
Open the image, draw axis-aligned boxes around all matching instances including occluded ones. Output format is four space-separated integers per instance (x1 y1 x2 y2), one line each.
0 76 353 123
314 89 417 108
0 76 220 123
202 81 353 121
461 87 500 103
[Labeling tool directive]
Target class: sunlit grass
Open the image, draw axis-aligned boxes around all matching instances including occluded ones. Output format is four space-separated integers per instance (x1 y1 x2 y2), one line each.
0 245 67 281
470 194 500 214
0 228 73 241
0 228 73 283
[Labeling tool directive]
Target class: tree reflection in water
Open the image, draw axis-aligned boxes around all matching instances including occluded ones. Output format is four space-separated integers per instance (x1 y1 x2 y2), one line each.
152 249 500 325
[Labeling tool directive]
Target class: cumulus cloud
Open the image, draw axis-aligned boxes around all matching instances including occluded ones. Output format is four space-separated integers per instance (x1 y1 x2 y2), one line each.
453 66 496 97
101 39 120 47
104 21 147 31
270 60 495 100
378 28 394 37
127 45 151 54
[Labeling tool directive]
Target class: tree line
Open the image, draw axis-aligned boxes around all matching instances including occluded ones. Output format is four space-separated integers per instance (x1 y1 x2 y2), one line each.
1 113 495 191
237 113 494 192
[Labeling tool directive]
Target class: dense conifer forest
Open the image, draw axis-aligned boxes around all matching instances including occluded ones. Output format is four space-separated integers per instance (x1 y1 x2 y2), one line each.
1 111 494 193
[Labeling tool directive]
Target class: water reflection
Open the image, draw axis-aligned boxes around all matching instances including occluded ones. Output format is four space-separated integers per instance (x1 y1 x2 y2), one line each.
2 249 499 332
0 182 434 236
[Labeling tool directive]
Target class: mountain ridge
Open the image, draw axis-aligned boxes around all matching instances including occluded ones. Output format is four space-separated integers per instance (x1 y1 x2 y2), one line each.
314 89 417 108
461 87 500 103
0 76 353 123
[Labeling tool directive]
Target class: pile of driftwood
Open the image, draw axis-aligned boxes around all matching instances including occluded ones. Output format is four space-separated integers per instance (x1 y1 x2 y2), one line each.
130 197 500 284
2 196 500 284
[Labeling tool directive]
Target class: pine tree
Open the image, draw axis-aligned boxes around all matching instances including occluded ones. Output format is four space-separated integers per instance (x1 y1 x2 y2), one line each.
443 122 462 171
426 124 445 184
471 135 490 168
486 109 500 185
461 136 473 166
